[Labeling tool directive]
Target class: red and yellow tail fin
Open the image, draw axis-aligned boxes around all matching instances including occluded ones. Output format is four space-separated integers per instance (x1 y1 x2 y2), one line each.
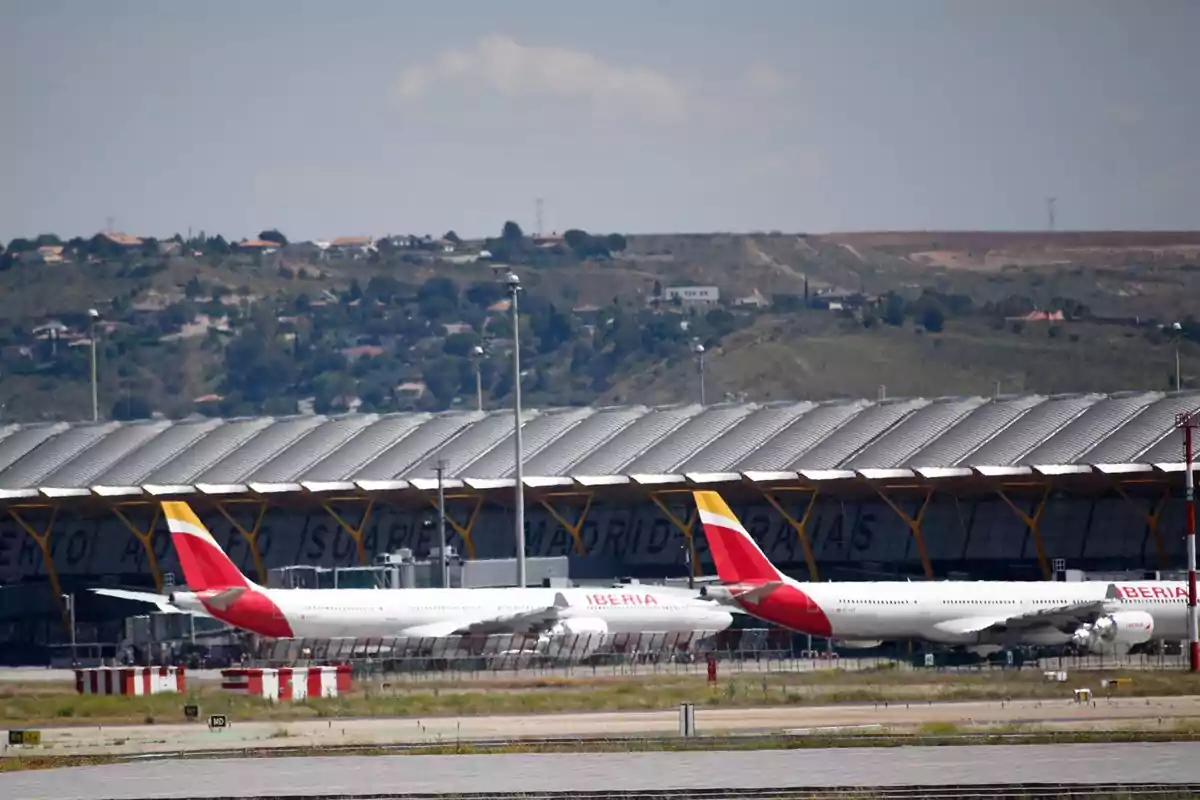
161 501 252 591
693 491 784 584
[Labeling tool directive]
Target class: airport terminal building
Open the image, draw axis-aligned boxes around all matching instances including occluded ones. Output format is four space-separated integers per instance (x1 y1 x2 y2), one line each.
0 388 1197 652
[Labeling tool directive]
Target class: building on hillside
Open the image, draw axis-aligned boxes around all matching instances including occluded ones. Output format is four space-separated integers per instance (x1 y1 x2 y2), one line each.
235 239 280 253
328 236 375 259
1008 310 1066 323
395 381 427 402
663 286 721 307
533 231 565 247
20 245 66 265
99 231 143 248
733 289 770 308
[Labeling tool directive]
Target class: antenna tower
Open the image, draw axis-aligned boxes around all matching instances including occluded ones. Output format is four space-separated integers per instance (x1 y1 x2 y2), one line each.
1046 198 1056 232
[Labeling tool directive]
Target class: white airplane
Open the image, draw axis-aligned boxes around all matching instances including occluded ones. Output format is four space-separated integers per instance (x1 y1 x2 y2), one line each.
94 500 734 662
693 490 1187 656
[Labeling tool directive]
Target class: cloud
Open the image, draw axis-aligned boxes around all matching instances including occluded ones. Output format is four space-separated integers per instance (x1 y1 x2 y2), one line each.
740 146 827 182
1104 102 1144 127
393 35 687 122
743 62 791 96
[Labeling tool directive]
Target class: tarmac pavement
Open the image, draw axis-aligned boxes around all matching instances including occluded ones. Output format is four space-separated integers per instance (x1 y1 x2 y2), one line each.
5 695 1200 757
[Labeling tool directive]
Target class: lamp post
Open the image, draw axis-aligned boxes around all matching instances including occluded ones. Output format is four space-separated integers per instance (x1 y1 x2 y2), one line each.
472 345 484 412
1170 321 1183 391
88 308 100 421
693 343 706 406
1178 411 1199 672
506 272 526 588
62 593 77 667
435 457 448 588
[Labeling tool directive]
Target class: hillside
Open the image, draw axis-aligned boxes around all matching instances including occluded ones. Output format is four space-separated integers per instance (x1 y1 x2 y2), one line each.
0 226 1199 423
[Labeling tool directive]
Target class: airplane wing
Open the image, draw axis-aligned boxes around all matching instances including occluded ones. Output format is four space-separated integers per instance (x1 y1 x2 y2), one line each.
400 592 573 638
89 588 214 619
935 586 1119 637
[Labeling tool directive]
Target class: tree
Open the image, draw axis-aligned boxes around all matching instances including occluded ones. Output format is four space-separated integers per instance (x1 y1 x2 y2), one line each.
883 293 906 326
416 276 459 318
365 275 405 304
110 395 154 421
443 230 462 245
258 229 288 246
921 306 945 333
443 330 481 358
501 221 524 243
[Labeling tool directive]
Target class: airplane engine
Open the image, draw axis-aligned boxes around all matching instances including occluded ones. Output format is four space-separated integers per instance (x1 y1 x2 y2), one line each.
533 618 610 660
1071 611 1154 655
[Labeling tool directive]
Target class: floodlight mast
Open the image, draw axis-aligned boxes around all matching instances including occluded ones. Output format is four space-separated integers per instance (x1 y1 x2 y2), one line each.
506 272 526 588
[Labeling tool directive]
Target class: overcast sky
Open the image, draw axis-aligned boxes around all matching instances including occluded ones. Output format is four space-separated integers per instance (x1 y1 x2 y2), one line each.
1 0 1196 242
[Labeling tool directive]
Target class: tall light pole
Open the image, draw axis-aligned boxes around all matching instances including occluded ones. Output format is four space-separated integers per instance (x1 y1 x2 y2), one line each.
1171 321 1183 391
435 457 448 588
62 593 77 667
472 345 484 412
693 343 706 406
506 272 526 587
88 308 100 421
1178 411 1199 672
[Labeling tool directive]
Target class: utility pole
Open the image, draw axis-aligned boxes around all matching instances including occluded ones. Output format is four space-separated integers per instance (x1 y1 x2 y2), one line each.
1047 197 1056 232
1178 411 1199 672
88 309 100 421
506 272 526 587
62 593 77 667
472 345 484 412
435 458 448 588
693 343 706 406
535 198 544 239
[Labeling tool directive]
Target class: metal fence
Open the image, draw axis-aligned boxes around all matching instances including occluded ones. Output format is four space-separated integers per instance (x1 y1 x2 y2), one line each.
248 629 1195 680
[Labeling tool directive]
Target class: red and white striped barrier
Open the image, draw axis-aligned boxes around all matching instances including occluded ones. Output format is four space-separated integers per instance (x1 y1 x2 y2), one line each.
75 666 186 696
220 666 348 702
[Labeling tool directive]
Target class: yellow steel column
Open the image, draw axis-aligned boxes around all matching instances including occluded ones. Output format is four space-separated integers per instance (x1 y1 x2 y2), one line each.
539 493 594 556
1114 486 1171 571
873 487 935 580
650 493 698 578
322 498 376 566
431 495 484 559
761 488 821 581
215 501 270 584
9 507 67 628
111 505 165 592
997 484 1053 580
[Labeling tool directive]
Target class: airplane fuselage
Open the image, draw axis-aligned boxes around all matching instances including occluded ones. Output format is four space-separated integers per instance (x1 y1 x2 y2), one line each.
170 585 734 641
733 579 1190 650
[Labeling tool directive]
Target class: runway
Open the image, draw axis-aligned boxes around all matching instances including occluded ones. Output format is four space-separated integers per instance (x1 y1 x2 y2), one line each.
10 696 1200 757
3 743 1200 798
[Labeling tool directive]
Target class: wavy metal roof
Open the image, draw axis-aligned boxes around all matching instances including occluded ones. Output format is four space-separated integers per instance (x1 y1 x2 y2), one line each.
0 389 1195 499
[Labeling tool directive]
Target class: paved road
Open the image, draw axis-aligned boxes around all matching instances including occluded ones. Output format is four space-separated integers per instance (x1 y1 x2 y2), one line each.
7 696 1199 757
2 743 1199 798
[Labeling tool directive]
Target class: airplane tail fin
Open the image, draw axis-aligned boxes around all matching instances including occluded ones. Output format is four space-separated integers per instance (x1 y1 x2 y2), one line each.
693 491 785 585
161 501 254 591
